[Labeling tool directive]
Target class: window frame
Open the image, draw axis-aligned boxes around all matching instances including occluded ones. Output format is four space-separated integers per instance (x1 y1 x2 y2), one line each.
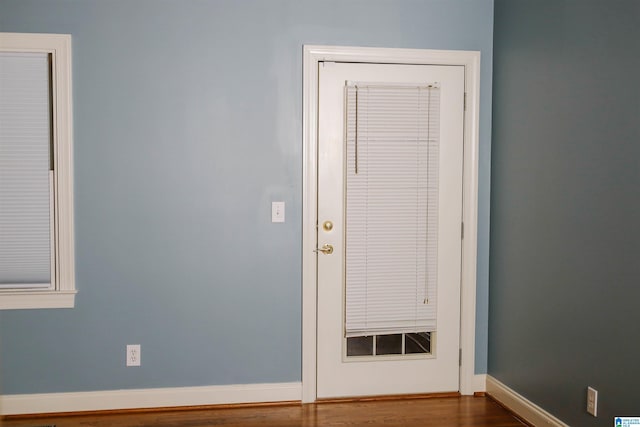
0 33 75 309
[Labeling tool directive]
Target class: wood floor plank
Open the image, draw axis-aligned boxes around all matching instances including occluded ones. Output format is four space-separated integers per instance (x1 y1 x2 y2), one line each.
2 396 526 427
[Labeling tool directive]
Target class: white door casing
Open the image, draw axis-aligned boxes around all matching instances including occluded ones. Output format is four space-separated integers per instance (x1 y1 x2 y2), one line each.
317 61 463 398
302 45 481 402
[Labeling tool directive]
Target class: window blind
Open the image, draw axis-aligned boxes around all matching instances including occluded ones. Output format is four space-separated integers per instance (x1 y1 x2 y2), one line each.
0 52 52 288
345 82 440 337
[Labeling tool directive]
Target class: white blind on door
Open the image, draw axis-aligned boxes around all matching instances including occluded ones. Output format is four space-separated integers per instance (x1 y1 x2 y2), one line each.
0 52 52 288
345 82 440 337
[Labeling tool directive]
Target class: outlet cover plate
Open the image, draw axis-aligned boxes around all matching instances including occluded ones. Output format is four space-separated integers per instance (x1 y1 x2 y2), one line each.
126 344 141 367
272 201 285 223
587 386 597 416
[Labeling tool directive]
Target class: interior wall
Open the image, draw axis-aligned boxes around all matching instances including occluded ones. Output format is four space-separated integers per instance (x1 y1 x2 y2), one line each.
490 1 640 424
0 0 494 394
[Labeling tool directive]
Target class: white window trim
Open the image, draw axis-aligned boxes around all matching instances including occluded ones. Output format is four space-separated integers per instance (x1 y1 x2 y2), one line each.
0 33 76 309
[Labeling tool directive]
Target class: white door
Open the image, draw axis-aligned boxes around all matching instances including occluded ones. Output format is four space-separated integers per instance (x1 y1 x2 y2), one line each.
316 61 465 398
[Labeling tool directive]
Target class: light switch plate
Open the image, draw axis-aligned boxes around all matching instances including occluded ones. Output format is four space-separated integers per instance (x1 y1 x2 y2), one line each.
272 201 285 223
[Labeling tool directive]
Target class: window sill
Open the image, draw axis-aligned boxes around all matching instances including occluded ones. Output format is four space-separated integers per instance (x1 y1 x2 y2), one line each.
0 290 76 310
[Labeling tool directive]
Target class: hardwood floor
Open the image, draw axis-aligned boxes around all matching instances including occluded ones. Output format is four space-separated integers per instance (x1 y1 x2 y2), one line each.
2 396 526 427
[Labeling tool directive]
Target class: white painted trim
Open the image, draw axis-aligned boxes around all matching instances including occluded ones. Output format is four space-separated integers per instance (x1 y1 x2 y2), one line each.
302 45 481 402
0 382 302 416
0 33 75 310
458 50 481 397
473 374 487 393
301 45 319 404
0 290 75 309
486 376 569 427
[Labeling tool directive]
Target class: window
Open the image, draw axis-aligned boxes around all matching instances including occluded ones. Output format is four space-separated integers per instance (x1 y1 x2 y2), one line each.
344 83 440 339
0 33 75 309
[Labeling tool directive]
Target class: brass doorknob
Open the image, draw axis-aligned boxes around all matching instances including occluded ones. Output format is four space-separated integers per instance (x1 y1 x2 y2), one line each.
314 244 334 255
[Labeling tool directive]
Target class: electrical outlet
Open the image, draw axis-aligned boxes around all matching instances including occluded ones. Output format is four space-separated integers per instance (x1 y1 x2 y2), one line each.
587 386 598 416
126 344 141 367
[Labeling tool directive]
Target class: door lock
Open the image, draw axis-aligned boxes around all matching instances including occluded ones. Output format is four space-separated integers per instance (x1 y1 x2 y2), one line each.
314 244 334 255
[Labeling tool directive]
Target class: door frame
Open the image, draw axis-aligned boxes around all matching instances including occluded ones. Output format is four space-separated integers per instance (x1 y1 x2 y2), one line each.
302 45 480 403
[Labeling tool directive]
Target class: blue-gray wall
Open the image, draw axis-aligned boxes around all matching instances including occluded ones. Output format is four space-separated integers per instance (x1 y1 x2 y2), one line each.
490 1 640 424
0 0 493 394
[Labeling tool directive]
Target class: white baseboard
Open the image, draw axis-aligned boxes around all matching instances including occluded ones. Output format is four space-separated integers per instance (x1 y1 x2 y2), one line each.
473 374 487 393
486 376 568 427
0 381 302 416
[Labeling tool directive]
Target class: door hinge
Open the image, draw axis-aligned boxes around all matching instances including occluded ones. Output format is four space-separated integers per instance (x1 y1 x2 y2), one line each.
461 222 464 239
459 348 462 366
463 92 467 111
